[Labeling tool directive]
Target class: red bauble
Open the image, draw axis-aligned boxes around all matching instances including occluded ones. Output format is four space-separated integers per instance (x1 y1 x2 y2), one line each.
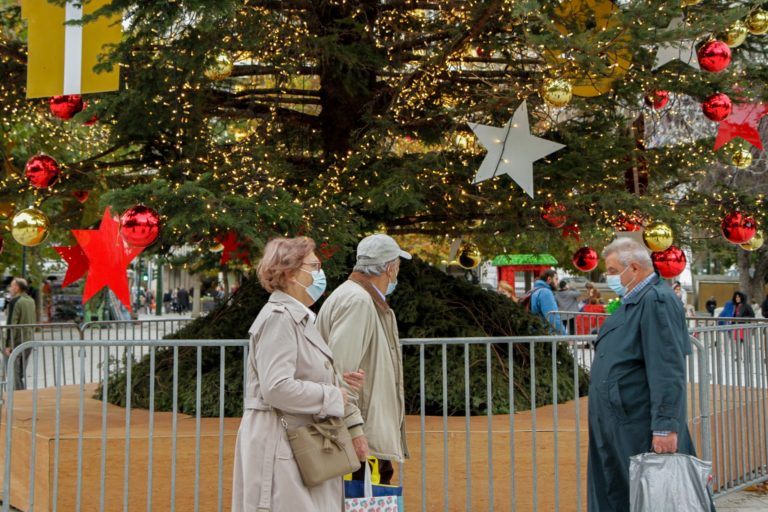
697 40 732 72
652 246 687 279
72 190 90 203
702 93 733 121
49 95 84 120
615 213 644 232
721 211 757 244
541 201 567 228
644 90 669 109
119 205 160 248
572 246 599 272
25 154 60 188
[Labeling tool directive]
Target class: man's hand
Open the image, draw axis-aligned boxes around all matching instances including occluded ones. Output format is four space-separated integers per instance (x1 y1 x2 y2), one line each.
343 369 365 392
652 432 678 454
352 435 370 461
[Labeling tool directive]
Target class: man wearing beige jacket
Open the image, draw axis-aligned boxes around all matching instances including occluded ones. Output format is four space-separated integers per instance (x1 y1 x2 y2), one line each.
317 233 411 485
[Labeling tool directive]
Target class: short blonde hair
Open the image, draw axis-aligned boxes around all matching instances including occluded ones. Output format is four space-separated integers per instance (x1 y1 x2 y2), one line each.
257 237 316 293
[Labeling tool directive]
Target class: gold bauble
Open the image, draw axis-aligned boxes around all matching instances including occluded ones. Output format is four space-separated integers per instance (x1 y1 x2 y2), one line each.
681 0 702 6
746 10 768 35
11 207 50 247
731 147 753 169
209 242 224 253
719 20 749 48
204 54 234 80
540 78 573 108
642 221 674 252
457 242 482 269
741 230 764 251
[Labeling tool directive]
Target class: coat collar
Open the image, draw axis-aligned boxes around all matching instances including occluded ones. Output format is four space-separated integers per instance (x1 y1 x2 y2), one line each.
621 272 659 305
348 272 391 313
268 290 333 359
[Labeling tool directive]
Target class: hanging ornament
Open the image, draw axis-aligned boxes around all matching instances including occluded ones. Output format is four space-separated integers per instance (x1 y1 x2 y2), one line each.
73 208 143 313
652 246 687 279
713 101 768 151
731 147 753 169
540 78 573 108
24 154 60 188
746 10 768 35
642 221 674 252
719 20 749 48
572 246 599 272
49 95 84 120
681 0 701 5
54 244 90 287
457 242 482 269
721 211 757 244
541 201 567 228
740 230 765 251
72 190 90 203
11 207 50 247
701 93 732 122
697 40 732 72
653 18 700 70
216 231 251 266
468 101 565 198
562 224 581 241
204 54 234 80
209 242 224 253
644 90 669 109
615 213 644 232
119 205 161 248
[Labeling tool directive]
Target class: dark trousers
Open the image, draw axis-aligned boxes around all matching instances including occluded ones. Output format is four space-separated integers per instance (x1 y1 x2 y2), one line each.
4 346 31 390
351 458 395 485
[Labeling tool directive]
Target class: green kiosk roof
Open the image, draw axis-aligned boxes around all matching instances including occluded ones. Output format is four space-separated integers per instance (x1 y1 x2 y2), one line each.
491 254 558 267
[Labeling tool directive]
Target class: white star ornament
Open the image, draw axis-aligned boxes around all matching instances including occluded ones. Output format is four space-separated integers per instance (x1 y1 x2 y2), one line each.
468 101 565 198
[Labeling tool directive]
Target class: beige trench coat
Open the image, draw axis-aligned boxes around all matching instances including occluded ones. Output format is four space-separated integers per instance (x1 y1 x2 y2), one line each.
232 291 345 512
316 276 409 462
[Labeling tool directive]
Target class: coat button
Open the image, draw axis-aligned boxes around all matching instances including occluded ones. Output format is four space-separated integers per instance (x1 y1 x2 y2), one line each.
325 361 331 369
599 353 605 358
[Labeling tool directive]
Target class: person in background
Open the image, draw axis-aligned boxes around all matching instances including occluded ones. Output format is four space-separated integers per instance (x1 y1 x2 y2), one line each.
731 291 754 318
672 282 686 306
530 269 565 335
587 238 703 511
576 292 607 335
5 278 37 390
497 280 518 302
706 296 717 317
176 287 190 313
555 279 581 334
761 294 768 319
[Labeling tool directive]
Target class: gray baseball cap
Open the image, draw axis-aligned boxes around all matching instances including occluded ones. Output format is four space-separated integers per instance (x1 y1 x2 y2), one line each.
356 234 412 266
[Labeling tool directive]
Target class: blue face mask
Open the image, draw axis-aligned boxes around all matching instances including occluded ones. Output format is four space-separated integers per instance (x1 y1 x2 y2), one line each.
386 279 397 296
606 266 630 297
299 269 327 302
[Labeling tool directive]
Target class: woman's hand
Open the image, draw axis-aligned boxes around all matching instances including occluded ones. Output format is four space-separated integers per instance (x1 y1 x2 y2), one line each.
343 369 365 392
340 387 349 405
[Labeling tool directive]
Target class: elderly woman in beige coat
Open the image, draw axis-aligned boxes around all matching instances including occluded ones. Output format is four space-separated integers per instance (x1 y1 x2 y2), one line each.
232 237 356 512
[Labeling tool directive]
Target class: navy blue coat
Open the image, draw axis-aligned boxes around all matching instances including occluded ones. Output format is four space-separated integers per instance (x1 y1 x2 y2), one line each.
587 274 696 511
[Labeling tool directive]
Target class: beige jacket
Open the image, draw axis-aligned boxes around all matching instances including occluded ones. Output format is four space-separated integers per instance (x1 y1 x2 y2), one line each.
317 275 409 462
231 291 345 512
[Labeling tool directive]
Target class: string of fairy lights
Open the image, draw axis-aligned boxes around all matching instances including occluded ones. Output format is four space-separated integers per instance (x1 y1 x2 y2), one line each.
0 0 766 276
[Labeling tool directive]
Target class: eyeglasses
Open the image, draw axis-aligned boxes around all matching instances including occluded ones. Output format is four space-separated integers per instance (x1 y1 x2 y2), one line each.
302 261 322 271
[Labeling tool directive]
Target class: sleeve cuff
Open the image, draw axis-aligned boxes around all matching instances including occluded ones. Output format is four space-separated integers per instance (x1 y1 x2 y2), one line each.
348 425 365 438
318 384 344 418
651 417 679 432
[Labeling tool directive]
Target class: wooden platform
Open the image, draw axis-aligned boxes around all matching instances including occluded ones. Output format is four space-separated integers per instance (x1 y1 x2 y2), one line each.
0 384 761 511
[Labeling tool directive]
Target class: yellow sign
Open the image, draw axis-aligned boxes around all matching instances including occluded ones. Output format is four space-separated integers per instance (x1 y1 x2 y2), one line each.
21 0 121 98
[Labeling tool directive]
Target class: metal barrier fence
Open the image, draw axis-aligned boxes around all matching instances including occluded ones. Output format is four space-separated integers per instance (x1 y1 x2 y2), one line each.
0 324 767 511
0 319 192 388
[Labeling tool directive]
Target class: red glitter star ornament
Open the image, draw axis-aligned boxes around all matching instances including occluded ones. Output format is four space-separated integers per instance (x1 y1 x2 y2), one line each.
54 244 90 287
217 231 251 266
72 207 143 312
713 102 768 151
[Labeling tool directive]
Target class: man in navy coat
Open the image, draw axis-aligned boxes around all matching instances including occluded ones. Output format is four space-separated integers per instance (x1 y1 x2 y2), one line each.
587 238 697 511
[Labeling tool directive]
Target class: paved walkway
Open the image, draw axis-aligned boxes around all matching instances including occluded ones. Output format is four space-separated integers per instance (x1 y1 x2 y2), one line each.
715 483 768 510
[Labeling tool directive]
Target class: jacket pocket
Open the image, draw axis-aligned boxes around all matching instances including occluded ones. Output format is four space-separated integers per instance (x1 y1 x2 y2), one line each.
607 382 630 423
